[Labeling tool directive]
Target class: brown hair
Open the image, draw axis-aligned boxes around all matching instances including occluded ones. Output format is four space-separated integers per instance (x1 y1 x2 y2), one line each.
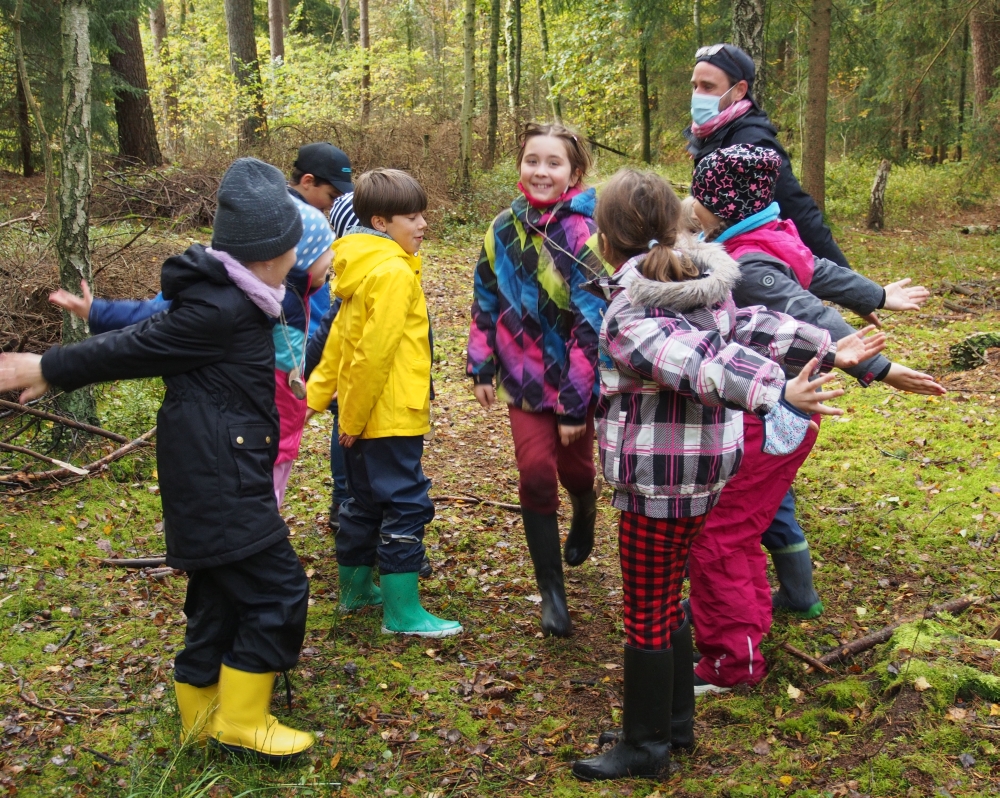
595 169 700 283
353 168 427 227
517 122 592 183
678 196 702 234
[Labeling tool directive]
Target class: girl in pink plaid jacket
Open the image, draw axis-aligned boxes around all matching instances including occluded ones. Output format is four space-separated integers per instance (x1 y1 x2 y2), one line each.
571 169 884 782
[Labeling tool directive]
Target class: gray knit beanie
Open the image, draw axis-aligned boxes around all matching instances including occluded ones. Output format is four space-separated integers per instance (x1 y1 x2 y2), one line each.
211 158 303 262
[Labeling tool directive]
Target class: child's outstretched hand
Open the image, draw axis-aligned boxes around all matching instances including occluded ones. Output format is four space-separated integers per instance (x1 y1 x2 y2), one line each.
49 280 93 321
559 424 586 447
833 325 885 369
784 358 845 419
882 278 930 312
0 353 50 403
881 363 946 395
473 383 495 409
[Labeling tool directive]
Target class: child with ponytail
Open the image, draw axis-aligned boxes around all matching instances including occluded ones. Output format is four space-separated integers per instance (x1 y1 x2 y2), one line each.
570 168 883 781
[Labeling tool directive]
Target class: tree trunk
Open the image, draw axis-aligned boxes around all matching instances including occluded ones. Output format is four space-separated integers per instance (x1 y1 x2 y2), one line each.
638 40 651 163
13 0 55 218
866 159 890 231
505 0 521 122
460 0 476 187
538 0 561 121
149 1 166 57
693 0 702 49
268 0 285 61
15 71 33 178
801 0 831 212
956 22 969 161
340 0 350 44
149 2 179 156
224 0 267 146
359 0 371 123
486 0 501 167
732 0 766 107
280 0 290 31
58 0 97 422
109 15 163 167
970 0 1000 121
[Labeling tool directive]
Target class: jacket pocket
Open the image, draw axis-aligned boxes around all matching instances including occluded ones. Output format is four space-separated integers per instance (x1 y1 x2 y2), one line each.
403 360 432 411
229 424 275 496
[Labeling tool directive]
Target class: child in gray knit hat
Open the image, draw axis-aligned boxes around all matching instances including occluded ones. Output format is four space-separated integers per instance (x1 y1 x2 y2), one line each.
0 157 317 764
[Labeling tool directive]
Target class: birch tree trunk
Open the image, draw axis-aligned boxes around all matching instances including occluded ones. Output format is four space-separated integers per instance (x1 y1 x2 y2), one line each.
970 0 1000 121
149 1 179 156
505 0 521 123
866 159 890 231
224 0 267 146
732 0 766 107
460 0 476 187
801 0 831 212
58 0 97 422
638 40 651 163
359 0 371 123
538 0 561 121
109 15 163 166
149 2 166 56
268 0 285 61
693 0 702 49
14 0 55 218
340 0 350 44
486 0 501 167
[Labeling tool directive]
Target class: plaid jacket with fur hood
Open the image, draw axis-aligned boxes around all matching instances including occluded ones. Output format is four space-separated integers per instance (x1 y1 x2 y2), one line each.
594 240 836 519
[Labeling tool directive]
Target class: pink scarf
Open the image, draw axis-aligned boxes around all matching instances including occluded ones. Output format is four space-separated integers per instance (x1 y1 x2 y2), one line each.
723 219 815 289
691 99 754 140
517 181 584 211
206 247 286 317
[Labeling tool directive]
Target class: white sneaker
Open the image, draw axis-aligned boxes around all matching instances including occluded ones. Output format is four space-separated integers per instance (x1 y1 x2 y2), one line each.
694 675 731 696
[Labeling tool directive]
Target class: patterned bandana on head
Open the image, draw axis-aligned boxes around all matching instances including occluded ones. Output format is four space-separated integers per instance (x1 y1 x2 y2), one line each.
691 144 782 223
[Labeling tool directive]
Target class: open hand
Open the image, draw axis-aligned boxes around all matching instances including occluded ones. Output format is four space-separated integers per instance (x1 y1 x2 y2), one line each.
881 363 946 395
49 280 93 321
339 432 358 448
833 325 886 369
0 353 49 403
882 278 930 312
783 358 845 417
558 423 586 447
473 383 495 409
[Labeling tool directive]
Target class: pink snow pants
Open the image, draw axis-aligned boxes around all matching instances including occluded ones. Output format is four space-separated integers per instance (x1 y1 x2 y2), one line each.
690 414 819 688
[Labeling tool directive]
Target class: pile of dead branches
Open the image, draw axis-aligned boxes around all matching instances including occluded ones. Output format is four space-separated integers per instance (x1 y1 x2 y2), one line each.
939 278 1000 315
91 166 219 228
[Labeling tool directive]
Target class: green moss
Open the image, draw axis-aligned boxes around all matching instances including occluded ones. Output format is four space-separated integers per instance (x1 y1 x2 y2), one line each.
816 676 871 709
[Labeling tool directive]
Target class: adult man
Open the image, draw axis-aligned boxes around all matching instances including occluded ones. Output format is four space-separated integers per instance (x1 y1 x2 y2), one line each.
685 43 851 271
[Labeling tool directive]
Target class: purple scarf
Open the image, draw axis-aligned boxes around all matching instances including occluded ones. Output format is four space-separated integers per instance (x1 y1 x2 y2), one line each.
206 247 285 318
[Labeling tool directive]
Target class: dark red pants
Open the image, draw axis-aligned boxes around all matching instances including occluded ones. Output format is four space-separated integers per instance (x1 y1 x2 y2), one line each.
507 406 596 514
620 511 706 650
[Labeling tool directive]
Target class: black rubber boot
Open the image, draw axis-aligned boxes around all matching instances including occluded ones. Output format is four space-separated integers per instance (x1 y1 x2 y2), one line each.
522 510 572 638
572 645 673 781
597 615 695 751
564 490 597 567
770 546 823 619
418 553 433 579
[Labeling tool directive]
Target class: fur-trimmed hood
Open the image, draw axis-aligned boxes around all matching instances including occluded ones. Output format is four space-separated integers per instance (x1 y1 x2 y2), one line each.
584 237 741 313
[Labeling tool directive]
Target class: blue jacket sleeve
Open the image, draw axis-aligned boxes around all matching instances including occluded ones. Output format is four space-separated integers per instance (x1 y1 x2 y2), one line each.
88 296 172 335
305 297 341 380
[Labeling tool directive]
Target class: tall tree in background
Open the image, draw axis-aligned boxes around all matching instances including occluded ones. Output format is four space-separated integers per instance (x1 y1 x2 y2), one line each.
360 0 371 122
505 0 521 123
801 0 831 212
638 37 651 163
970 0 1000 120
340 0 350 44
732 0 766 107
538 0 561 121
486 0 501 167
13 0 55 214
58 0 97 421
224 0 266 146
109 14 163 166
15 71 33 177
268 0 285 61
956 21 970 160
149 1 179 155
693 0 702 49
460 0 475 186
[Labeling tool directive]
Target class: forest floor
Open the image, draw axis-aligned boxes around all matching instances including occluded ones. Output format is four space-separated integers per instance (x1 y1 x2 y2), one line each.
0 168 998 797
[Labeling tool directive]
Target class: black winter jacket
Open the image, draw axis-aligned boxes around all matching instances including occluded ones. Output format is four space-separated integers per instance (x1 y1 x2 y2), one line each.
685 110 851 270
41 245 287 571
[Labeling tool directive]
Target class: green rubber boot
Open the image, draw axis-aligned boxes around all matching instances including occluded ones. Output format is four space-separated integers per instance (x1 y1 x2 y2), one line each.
380 571 462 638
338 565 382 612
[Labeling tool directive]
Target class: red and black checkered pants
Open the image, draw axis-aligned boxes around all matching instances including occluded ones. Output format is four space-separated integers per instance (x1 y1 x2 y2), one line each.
619 510 707 650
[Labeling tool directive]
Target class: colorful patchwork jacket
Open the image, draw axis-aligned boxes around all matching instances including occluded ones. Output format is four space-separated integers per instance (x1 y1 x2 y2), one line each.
466 187 613 424
593 241 836 519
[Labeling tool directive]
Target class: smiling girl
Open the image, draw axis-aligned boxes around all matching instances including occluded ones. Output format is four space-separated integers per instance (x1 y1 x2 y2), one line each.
467 122 612 638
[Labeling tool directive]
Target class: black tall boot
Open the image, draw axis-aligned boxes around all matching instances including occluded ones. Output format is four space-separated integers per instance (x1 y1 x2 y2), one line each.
522 510 572 638
598 616 695 751
564 490 597 567
573 645 673 780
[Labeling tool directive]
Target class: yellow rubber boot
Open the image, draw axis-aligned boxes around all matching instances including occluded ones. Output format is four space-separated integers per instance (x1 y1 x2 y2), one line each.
174 681 219 745
210 664 314 763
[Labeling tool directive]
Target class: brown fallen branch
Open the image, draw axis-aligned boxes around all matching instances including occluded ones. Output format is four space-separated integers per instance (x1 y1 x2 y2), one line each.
0 213 40 230
98 557 166 568
0 426 156 484
431 494 521 512
941 279 978 297
0 399 131 443
0 441 89 475
942 299 976 314
818 596 976 666
782 642 836 675
18 687 135 719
